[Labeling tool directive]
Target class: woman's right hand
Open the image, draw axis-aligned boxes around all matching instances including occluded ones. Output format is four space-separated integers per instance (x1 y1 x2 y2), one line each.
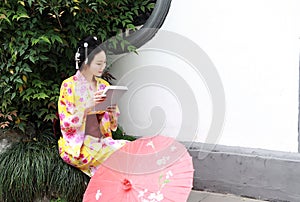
85 91 106 115
94 91 106 104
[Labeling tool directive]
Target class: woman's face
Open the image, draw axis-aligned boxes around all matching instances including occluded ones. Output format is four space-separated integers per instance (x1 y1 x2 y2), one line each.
88 51 106 77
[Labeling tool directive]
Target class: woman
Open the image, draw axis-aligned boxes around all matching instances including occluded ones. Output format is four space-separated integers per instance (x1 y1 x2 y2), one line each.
57 36 128 177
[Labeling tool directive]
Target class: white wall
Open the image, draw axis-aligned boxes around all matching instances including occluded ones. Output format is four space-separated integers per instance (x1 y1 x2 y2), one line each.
110 0 300 152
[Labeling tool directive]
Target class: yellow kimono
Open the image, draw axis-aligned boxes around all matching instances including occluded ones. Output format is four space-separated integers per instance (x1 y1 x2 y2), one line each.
57 70 127 177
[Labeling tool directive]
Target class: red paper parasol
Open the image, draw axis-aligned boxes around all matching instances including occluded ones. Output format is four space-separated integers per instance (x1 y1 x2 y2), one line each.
83 135 194 202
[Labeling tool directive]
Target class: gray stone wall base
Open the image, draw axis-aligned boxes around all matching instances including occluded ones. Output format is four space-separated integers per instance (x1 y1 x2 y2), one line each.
185 142 300 202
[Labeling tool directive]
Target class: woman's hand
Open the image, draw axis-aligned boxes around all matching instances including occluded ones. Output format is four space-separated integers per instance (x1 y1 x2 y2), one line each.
107 105 118 130
106 105 117 113
94 91 106 104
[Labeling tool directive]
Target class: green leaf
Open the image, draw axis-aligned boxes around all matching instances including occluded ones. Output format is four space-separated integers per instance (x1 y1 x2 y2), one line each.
51 35 63 44
23 66 32 73
127 45 137 52
14 77 23 84
33 93 49 100
31 38 40 46
28 0 33 7
164 179 170 184
0 14 12 25
39 36 51 45
126 24 136 30
120 40 125 51
4 87 11 94
11 92 16 100
133 9 138 16
17 122 26 132
19 49 25 56
44 114 57 121
29 55 35 63
32 80 43 88
147 3 155 10
37 108 48 118
39 55 49 61
16 13 30 21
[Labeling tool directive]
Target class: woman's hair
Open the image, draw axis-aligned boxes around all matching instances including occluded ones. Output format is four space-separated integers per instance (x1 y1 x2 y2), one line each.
75 36 104 69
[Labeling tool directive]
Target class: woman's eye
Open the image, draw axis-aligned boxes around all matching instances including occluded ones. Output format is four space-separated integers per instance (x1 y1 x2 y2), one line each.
96 61 106 65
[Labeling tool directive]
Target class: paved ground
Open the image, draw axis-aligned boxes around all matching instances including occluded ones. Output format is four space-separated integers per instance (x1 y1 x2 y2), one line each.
188 190 267 202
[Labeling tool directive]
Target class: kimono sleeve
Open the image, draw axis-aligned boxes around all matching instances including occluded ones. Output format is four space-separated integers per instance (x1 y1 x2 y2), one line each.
58 80 86 157
97 79 121 136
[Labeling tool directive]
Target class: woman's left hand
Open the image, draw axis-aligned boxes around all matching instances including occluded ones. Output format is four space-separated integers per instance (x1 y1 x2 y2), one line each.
106 105 117 113
107 105 118 130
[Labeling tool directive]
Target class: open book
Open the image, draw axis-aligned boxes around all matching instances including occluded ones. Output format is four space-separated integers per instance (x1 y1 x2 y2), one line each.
91 85 128 113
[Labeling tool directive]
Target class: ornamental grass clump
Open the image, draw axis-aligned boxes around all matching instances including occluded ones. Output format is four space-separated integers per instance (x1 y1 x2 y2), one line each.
49 153 90 202
0 140 52 201
0 136 89 202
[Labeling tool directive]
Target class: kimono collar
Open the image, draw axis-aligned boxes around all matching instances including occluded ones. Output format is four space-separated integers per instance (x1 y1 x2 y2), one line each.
75 69 103 81
74 70 105 90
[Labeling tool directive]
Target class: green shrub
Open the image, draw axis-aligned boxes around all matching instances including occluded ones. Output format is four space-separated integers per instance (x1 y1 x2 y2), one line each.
0 0 155 137
112 126 137 141
0 135 89 202
0 1 153 201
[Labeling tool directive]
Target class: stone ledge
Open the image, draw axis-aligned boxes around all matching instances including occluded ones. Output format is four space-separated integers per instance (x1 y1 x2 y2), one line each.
184 142 300 202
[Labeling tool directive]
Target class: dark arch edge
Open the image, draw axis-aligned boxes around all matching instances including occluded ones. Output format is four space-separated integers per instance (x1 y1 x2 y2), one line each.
112 0 172 54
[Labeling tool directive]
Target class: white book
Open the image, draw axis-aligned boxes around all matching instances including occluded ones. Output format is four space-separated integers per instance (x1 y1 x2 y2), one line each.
92 85 128 112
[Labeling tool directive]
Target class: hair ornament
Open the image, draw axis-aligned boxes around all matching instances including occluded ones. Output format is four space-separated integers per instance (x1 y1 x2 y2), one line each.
84 42 88 64
75 48 80 69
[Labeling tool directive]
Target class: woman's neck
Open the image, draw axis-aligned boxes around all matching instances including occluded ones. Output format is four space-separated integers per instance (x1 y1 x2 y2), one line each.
80 69 95 83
